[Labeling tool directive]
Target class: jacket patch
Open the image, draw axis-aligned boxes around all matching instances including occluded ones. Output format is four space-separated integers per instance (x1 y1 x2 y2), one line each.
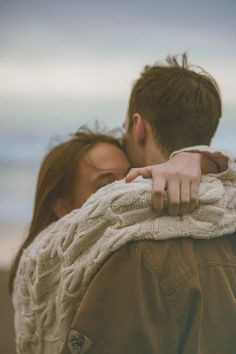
67 329 93 354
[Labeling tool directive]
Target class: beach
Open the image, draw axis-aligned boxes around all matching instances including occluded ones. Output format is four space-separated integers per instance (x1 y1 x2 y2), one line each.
0 224 25 354
0 267 16 354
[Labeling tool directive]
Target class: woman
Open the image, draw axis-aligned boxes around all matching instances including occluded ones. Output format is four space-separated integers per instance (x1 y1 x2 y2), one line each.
10 123 230 294
11 126 236 353
9 127 130 294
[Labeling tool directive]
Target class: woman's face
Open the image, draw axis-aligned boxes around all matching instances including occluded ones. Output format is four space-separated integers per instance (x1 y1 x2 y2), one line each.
72 142 130 209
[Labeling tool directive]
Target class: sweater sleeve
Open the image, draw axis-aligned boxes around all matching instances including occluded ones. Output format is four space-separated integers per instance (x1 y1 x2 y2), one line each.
170 145 236 180
61 242 179 354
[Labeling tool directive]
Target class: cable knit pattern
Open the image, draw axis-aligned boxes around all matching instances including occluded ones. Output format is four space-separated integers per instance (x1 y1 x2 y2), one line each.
13 174 236 354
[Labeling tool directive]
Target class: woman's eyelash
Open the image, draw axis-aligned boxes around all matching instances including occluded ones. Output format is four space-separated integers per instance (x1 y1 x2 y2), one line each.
100 179 113 186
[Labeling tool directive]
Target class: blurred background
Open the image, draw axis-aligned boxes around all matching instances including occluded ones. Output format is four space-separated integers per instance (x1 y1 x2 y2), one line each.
0 0 235 352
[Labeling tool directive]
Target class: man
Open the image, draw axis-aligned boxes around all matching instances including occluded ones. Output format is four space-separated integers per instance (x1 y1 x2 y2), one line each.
62 54 236 354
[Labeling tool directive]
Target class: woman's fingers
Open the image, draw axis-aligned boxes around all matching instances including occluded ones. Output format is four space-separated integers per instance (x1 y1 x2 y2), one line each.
189 180 199 211
179 181 191 215
152 175 166 211
166 179 180 216
125 154 201 215
125 167 151 182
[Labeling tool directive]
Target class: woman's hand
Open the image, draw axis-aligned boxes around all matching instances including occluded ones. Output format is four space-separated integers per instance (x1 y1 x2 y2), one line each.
125 152 202 216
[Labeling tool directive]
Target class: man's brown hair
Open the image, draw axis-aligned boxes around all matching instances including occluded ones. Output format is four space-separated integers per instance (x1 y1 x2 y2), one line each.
127 53 222 156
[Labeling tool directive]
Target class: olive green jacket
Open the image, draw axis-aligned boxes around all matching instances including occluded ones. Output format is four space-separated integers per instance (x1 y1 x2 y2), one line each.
62 234 236 354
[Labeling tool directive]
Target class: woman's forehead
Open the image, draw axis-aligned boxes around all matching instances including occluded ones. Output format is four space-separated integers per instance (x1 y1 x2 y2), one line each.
82 142 129 171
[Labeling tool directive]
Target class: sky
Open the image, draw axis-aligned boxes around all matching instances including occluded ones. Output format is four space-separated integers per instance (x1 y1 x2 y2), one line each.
0 0 235 146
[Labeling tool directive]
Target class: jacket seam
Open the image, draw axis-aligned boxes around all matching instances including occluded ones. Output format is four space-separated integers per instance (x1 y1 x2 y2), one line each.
135 241 236 296
133 243 183 340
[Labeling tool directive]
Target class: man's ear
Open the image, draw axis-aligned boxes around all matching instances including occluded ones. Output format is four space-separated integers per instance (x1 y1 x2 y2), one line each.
52 198 71 219
132 113 146 146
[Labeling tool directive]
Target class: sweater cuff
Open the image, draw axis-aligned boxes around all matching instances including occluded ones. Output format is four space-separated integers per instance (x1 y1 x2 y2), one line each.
170 145 236 180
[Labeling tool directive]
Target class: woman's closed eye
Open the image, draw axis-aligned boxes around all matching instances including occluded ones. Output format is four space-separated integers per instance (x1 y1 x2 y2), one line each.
92 170 127 193
98 177 116 188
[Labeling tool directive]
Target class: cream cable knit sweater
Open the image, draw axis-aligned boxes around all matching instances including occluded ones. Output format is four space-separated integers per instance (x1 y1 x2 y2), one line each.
13 149 236 354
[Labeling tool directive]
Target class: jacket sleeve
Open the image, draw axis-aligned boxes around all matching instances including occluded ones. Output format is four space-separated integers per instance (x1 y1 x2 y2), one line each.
61 242 179 354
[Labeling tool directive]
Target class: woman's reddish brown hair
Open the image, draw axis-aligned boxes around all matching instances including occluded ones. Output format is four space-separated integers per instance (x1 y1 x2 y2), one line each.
9 127 122 294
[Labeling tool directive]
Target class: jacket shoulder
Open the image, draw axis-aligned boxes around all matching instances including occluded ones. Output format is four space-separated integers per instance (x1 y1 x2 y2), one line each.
129 233 236 294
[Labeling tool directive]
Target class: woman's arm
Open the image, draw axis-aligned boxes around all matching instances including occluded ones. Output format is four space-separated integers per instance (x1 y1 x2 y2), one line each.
125 146 236 215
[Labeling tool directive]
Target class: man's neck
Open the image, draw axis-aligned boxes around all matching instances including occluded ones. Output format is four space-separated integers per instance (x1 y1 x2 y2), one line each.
144 140 167 166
